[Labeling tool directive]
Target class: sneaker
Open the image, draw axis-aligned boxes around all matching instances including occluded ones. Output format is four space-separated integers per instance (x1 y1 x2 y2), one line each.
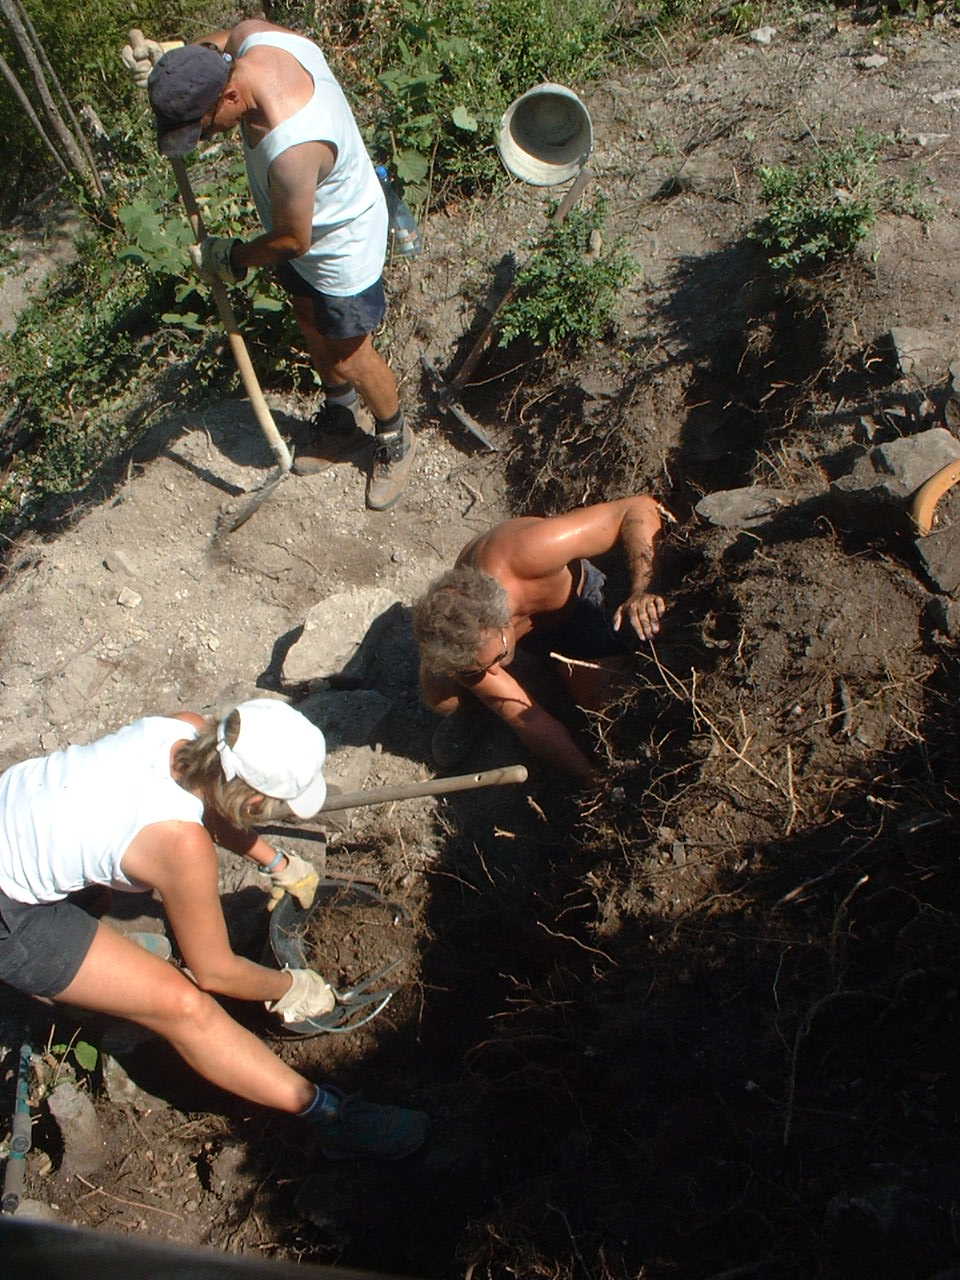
366 422 417 510
311 1088 428 1160
431 705 481 769
293 401 370 476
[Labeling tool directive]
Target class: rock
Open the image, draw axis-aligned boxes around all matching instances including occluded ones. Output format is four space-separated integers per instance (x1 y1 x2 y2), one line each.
101 1052 167 1110
43 652 112 725
695 486 790 527
749 25 776 42
13 1199 59 1220
925 595 960 637
296 688 393 752
930 88 960 104
116 587 142 609
46 1081 106 1176
858 53 888 68
915 523 960 594
283 587 400 685
103 550 136 575
886 327 957 384
831 428 960 520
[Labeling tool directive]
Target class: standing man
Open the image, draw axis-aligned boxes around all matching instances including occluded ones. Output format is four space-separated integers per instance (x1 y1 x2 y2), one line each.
122 20 416 510
412 496 667 783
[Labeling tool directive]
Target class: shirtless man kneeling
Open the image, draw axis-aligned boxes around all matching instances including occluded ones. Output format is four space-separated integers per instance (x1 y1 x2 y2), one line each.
412 496 667 784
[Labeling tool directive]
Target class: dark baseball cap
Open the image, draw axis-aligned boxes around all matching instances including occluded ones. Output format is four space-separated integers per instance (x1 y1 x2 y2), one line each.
148 44 231 157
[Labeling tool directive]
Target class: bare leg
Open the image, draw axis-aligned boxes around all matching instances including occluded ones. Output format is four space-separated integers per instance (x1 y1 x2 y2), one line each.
289 298 399 421
56 923 314 1114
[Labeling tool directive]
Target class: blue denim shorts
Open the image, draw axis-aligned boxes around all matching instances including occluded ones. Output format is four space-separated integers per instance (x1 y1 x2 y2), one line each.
0 889 97 997
275 264 387 339
520 559 636 661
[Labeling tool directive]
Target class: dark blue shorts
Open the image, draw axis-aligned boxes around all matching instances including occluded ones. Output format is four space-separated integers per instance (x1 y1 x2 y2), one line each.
520 560 636 661
0 889 97 997
275 264 387 340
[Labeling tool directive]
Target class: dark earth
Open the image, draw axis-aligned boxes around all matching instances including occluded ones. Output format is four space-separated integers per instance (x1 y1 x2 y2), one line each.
3 8 960 1279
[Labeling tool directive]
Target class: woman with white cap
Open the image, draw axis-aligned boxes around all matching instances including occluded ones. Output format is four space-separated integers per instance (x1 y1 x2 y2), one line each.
0 698 426 1159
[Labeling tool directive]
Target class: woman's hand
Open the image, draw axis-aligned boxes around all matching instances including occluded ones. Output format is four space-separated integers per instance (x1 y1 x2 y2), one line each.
267 851 319 911
267 968 336 1022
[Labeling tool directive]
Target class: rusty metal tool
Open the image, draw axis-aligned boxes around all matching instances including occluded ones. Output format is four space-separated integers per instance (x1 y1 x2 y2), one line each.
421 166 593 451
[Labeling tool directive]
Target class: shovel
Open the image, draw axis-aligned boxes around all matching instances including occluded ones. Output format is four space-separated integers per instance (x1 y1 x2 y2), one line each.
168 157 293 535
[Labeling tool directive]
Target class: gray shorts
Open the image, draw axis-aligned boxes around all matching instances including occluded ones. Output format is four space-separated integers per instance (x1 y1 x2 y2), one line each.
275 264 387 339
0 889 97 997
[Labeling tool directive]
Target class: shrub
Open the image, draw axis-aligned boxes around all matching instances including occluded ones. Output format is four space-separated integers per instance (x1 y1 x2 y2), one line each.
753 130 933 274
496 196 638 349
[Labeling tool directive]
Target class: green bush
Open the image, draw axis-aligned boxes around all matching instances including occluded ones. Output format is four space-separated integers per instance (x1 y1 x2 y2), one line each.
496 196 637 349
368 0 611 204
753 130 933 274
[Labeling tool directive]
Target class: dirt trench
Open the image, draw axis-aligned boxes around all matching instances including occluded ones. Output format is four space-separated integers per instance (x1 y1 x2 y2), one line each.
4 13 960 1280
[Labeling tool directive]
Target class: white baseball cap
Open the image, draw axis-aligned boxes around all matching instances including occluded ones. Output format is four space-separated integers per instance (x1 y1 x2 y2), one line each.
216 699 327 819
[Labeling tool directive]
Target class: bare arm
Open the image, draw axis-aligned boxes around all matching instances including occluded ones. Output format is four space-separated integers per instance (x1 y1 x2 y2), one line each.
469 666 596 783
123 822 290 1002
231 142 334 269
489 497 666 640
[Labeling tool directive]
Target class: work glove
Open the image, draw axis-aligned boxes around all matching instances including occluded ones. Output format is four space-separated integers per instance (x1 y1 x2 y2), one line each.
266 851 320 912
267 968 336 1022
120 30 183 89
188 236 247 285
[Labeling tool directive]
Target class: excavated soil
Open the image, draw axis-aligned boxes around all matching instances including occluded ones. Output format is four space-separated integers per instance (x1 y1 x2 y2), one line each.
3 11 960 1279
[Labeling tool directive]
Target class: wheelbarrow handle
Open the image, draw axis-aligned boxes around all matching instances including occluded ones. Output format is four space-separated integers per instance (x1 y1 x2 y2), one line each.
315 764 528 815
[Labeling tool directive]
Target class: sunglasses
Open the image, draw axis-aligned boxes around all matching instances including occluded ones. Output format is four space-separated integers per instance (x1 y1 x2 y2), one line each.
455 629 509 684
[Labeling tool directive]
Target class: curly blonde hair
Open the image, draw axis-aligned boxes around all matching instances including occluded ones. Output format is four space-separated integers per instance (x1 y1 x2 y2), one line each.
173 709 289 830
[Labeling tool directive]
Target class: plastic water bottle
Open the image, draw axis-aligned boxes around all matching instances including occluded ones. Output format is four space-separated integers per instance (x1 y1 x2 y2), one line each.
375 164 423 258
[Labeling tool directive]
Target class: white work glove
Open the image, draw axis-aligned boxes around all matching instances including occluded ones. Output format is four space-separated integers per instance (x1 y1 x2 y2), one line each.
265 851 319 912
188 237 247 285
267 968 336 1022
120 29 183 89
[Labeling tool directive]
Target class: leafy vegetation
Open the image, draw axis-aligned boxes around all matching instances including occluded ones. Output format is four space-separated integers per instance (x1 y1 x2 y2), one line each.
754 130 934 274
367 0 611 204
496 196 637 349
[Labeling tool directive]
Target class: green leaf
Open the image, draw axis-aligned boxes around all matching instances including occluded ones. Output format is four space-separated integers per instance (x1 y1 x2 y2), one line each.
252 294 284 312
452 105 478 132
74 1041 98 1072
395 149 430 184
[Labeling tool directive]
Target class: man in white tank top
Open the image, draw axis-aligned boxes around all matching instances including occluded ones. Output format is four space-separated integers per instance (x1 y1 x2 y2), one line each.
127 19 417 511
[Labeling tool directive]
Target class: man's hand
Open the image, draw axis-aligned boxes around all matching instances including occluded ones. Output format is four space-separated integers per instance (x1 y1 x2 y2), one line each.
120 30 183 89
188 237 247 285
613 590 666 641
267 969 336 1022
266 851 319 912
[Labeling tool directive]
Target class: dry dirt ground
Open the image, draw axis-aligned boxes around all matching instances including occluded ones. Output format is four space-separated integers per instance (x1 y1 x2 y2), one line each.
3 11 960 1280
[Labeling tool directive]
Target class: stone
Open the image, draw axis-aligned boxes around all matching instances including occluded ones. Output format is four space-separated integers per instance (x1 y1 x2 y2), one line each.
930 88 960 104
886 326 957 384
831 428 960 518
43 652 112 725
695 486 790 527
925 595 960 637
283 587 400 684
103 549 136 575
116 587 142 608
47 1081 106 1176
915 523 960 594
749 25 776 43
101 1052 168 1109
857 54 888 69
296 688 393 752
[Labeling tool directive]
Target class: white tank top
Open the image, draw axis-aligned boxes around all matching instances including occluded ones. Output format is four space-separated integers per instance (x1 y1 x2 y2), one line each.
0 717 203 905
238 32 387 296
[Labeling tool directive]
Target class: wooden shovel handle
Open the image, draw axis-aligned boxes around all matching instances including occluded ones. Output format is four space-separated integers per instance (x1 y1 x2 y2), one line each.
169 158 292 473
315 764 528 814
